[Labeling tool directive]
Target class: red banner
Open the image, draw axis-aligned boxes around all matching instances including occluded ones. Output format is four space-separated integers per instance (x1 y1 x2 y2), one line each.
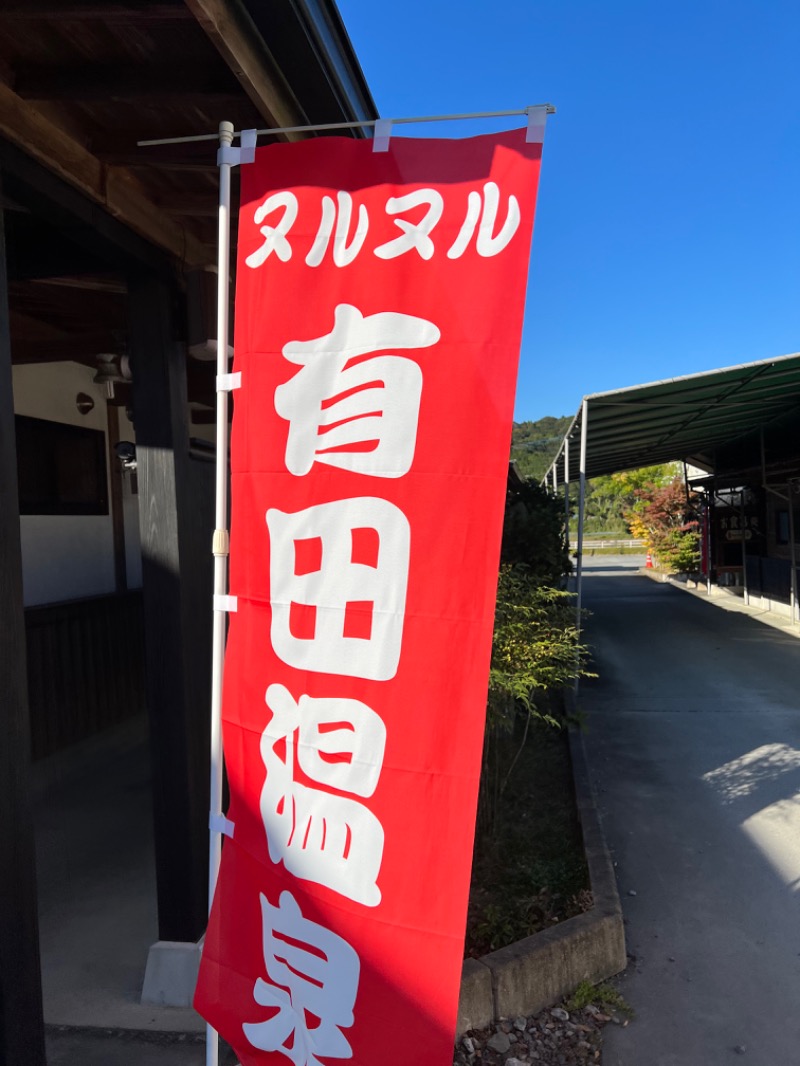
195 129 543 1065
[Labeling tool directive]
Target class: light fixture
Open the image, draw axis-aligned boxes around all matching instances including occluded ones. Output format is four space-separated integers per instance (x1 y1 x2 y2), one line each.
115 441 137 471
75 392 94 416
93 353 132 399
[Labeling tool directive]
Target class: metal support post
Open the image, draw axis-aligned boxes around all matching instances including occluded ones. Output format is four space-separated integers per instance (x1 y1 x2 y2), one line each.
564 438 571 584
705 490 712 596
710 474 719 595
740 489 749 606
574 401 588 691
789 480 798 624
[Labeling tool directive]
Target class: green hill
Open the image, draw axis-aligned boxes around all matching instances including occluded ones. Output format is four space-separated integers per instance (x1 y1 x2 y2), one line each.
510 416 572 481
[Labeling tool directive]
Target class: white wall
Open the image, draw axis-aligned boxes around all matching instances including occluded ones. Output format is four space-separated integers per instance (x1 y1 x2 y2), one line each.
13 361 107 431
12 361 141 606
19 515 117 605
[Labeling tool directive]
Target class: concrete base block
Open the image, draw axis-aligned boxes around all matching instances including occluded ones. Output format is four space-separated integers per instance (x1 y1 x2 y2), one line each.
457 958 494 1034
485 910 625 1022
141 940 202 1007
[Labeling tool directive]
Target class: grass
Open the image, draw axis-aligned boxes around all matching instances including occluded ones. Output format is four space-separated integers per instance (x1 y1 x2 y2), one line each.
464 716 591 957
566 979 635 1018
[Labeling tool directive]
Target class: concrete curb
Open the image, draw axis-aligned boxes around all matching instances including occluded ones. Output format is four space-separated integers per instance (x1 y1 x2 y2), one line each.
457 704 627 1033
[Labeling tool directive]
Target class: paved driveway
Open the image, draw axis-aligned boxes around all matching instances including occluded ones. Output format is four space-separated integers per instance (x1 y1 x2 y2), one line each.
578 561 800 1066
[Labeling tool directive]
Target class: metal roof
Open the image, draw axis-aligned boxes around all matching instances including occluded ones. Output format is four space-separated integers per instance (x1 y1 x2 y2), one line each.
547 351 800 482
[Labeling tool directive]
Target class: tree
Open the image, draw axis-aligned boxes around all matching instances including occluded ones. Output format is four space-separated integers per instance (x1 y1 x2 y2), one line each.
585 464 677 533
626 478 700 572
509 416 572 481
501 478 571 585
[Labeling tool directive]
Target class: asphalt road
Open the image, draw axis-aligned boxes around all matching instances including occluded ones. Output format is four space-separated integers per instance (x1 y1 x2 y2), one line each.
578 559 800 1066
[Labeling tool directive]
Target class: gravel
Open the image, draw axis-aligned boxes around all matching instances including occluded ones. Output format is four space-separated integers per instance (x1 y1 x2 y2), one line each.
454 997 626 1065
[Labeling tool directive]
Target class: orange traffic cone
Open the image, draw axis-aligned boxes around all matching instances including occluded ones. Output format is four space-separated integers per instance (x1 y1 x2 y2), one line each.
645 552 653 569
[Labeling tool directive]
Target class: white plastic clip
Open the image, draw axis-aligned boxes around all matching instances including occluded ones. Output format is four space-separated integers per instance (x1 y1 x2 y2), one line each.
525 106 548 144
213 594 238 613
216 371 242 392
239 128 257 164
373 118 393 153
217 128 258 167
209 813 235 839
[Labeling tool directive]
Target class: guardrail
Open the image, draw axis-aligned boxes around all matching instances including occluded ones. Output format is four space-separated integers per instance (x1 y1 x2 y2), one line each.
569 539 644 550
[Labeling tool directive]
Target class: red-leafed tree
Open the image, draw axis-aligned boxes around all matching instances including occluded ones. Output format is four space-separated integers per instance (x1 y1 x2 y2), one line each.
626 478 701 573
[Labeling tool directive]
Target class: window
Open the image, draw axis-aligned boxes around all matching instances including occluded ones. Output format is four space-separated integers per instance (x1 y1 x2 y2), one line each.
776 509 790 546
16 416 108 516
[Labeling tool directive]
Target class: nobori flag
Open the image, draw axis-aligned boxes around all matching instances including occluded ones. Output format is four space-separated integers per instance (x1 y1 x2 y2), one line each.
195 129 543 1065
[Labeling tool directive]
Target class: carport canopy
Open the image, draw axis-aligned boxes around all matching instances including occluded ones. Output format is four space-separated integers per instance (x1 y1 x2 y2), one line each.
546 351 800 483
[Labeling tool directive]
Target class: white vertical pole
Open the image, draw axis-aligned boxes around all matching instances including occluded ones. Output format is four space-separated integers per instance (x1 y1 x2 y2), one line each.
206 119 235 1066
574 401 588 690
564 438 571 582
552 461 558 493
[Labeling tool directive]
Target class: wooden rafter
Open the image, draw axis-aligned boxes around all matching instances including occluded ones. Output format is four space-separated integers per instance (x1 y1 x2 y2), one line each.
153 193 220 217
0 1 191 20
15 66 243 104
97 154 219 173
8 327 118 366
30 276 127 295
0 81 210 266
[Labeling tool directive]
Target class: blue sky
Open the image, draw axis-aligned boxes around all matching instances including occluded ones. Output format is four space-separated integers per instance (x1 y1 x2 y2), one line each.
335 0 800 421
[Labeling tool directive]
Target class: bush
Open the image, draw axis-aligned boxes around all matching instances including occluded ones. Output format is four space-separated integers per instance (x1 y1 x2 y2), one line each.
488 565 590 732
501 478 571 584
467 474 595 954
477 564 593 843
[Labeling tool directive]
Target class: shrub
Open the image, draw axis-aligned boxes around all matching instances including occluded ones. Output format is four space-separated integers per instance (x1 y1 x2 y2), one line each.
501 478 571 584
488 565 590 733
477 564 593 841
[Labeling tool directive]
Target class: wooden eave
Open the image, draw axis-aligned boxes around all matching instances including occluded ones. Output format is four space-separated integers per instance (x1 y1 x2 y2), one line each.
0 0 376 399
0 0 376 270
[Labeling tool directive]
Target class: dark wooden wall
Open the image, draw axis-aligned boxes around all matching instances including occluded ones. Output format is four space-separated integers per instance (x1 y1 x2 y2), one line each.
744 555 792 604
0 135 215 996
0 173 46 1065
26 591 145 761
